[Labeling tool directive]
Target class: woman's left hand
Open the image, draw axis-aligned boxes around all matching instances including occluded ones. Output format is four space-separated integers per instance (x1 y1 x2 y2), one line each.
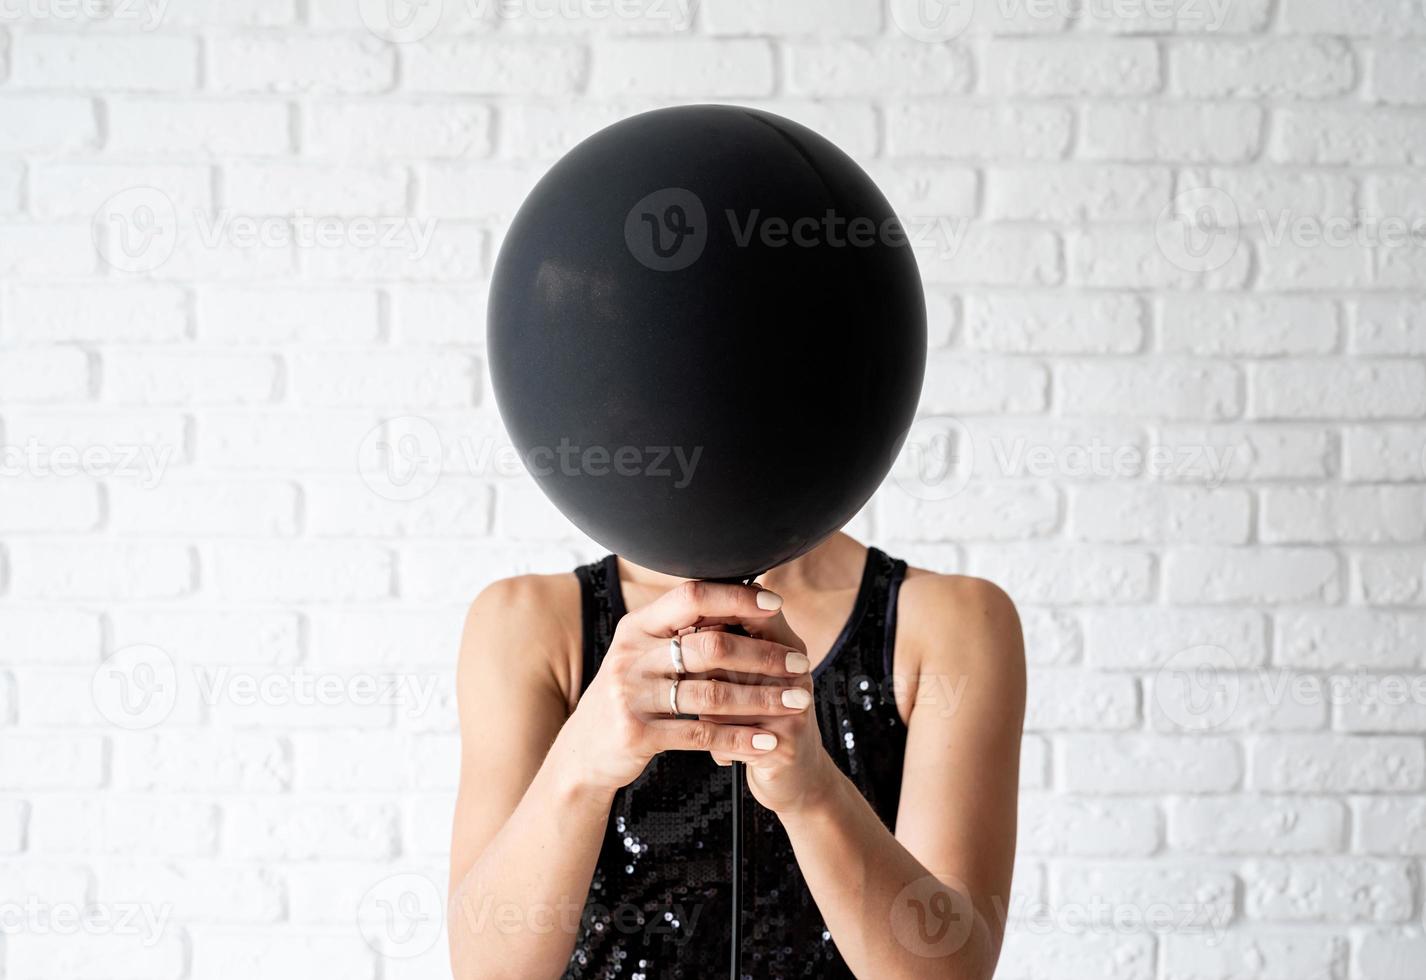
692 611 839 816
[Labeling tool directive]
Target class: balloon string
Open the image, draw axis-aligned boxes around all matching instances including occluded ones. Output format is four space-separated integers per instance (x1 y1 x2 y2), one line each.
730 759 744 980
730 572 756 980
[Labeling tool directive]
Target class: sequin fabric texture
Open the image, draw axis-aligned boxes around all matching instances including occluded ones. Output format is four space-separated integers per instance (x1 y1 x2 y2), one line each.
566 549 909 980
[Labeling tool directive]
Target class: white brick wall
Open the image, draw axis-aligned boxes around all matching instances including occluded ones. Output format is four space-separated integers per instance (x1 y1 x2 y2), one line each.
0 1 1423 978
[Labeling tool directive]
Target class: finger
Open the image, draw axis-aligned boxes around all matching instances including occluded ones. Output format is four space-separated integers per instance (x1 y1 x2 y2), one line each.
710 753 733 767
656 678 813 717
730 608 805 652
643 719 778 755
631 580 783 637
674 629 810 679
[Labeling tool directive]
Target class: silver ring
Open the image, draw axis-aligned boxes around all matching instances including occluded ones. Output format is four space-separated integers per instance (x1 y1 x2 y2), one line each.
669 636 686 676
669 678 680 716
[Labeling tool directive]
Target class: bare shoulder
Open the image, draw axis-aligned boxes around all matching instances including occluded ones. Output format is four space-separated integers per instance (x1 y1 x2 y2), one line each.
896 568 1026 695
458 571 585 709
462 571 583 643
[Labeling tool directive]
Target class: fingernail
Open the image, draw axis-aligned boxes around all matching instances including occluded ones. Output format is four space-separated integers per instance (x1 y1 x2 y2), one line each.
752 733 777 751
781 688 812 710
756 589 783 611
785 651 810 674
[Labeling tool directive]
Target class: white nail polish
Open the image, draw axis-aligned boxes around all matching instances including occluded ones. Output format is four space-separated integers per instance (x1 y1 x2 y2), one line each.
751 733 777 751
785 651 810 674
781 688 812 710
756 590 783 611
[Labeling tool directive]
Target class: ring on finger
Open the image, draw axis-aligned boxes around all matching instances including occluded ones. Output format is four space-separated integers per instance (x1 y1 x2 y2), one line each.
669 678 681 716
669 636 686 676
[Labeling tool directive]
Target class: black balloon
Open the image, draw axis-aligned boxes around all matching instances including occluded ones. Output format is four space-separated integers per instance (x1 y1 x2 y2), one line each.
488 105 926 581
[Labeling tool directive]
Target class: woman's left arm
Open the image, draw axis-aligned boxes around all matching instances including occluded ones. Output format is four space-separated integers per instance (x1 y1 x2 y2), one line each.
730 574 1025 980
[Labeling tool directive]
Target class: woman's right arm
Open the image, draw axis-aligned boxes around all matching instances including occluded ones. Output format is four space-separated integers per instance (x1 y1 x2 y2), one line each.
447 576 807 980
447 573 612 980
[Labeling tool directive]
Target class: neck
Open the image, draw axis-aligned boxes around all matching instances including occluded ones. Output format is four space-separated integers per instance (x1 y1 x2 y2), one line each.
618 532 859 594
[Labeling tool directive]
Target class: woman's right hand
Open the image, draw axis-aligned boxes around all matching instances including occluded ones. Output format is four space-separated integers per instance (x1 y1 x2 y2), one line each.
554 579 814 795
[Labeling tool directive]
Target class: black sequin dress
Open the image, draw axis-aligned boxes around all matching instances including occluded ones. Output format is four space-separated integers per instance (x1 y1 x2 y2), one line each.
566 547 909 980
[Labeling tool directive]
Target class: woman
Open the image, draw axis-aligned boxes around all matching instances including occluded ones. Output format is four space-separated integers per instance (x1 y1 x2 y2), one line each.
448 530 1024 979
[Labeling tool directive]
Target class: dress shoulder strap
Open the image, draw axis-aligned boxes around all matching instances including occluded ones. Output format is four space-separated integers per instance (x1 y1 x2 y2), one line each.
573 554 625 696
875 551 909 678
823 546 908 682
